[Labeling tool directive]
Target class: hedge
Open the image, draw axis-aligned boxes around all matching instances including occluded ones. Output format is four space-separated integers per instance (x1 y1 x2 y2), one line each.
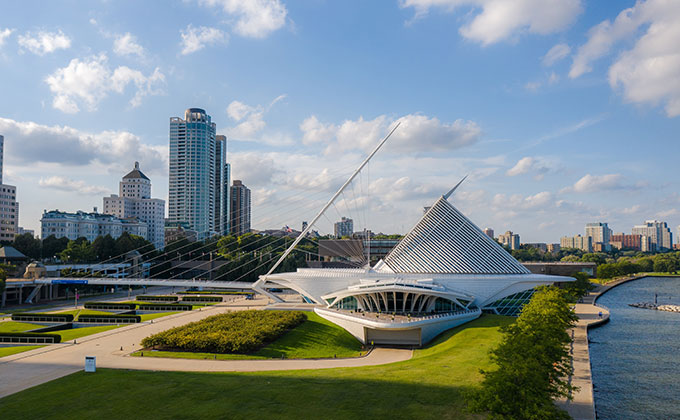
178 291 254 295
11 313 74 323
136 295 179 302
0 332 62 343
136 303 192 311
181 296 223 303
78 314 141 323
84 302 137 310
141 310 306 354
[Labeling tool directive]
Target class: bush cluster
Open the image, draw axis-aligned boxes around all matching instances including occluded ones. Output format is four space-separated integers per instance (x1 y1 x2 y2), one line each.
11 313 74 322
136 295 179 302
84 302 137 310
0 331 62 343
181 296 222 303
78 314 141 323
141 310 306 354
136 303 192 311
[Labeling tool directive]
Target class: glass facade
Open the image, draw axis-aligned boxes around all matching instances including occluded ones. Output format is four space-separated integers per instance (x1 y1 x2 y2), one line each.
483 289 536 316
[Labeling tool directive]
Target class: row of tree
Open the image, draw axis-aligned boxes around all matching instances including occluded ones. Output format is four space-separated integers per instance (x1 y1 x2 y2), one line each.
470 286 578 419
596 252 680 279
12 232 155 263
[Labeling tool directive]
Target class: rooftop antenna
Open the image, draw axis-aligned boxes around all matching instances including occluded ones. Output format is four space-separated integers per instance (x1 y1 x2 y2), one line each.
253 122 401 298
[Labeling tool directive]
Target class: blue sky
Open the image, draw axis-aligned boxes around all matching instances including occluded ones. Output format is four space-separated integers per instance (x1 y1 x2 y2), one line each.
1 0 679 243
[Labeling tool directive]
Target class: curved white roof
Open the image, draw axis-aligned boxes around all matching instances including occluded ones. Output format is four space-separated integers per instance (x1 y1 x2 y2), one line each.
383 195 530 275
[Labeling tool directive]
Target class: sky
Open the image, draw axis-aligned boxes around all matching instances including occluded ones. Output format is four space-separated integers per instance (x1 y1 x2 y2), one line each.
1 0 680 243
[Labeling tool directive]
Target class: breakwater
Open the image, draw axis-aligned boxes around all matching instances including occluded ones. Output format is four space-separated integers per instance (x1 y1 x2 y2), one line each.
629 302 680 313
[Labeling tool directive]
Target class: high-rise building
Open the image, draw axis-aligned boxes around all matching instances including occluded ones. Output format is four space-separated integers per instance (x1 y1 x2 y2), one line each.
334 217 353 238
560 234 592 252
103 162 165 250
498 231 520 250
230 180 251 235
585 222 612 251
483 228 494 239
610 233 642 251
632 220 673 251
168 108 230 239
0 134 18 241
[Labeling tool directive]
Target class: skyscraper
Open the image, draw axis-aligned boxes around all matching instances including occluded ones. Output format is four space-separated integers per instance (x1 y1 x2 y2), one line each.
169 108 230 239
483 228 494 239
585 222 612 250
498 230 520 250
0 134 19 241
103 162 165 250
632 220 673 251
230 180 251 235
334 217 353 238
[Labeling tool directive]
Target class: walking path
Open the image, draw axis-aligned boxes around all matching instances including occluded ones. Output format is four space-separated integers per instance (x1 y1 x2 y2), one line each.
559 275 655 420
0 297 411 399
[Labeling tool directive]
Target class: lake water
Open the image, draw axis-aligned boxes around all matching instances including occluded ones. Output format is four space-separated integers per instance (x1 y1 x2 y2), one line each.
589 276 680 419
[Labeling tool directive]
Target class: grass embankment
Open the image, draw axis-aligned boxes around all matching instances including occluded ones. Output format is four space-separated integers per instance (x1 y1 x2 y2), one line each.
133 312 363 360
0 345 44 358
0 321 45 333
0 315 512 420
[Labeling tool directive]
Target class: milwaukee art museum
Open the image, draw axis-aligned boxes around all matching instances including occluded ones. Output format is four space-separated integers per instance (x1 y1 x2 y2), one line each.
265 190 573 346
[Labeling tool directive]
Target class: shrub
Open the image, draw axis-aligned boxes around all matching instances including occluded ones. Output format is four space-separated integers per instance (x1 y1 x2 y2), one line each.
78 314 141 323
136 303 192 311
136 295 179 302
0 332 62 343
84 302 137 310
11 313 74 322
181 296 222 303
141 310 306 354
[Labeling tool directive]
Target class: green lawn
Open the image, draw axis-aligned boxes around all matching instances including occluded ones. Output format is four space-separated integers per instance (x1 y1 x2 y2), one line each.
0 321 45 333
132 311 363 360
56 325 120 342
49 309 114 319
0 345 44 358
138 312 180 322
0 315 511 420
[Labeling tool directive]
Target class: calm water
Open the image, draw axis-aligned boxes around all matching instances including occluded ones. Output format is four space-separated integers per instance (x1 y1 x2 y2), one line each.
589 276 680 419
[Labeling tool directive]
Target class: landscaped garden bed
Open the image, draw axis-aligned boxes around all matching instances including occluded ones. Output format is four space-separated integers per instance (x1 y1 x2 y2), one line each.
141 310 306 354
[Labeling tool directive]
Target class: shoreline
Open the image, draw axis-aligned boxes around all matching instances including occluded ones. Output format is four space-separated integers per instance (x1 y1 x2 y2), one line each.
562 274 680 420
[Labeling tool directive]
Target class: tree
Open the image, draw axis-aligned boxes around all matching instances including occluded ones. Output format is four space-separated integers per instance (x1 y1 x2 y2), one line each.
580 253 607 265
597 263 620 279
59 238 96 263
563 272 594 301
470 287 577 419
0 266 6 298
92 235 117 261
13 233 41 260
42 235 70 260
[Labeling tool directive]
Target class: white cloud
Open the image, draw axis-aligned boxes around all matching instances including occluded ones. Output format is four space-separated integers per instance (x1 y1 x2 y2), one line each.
303 113 481 155
113 33 145 57
45 54 164 113
492 191 553 210
570 0 680 117
400 0 582 45
197 0 288 38
0 28 13 48
17 30 71 55
560 173 640 193
0 117 167 174
543 43 571 66
180 25 228 55
39 176 109 195
226 100 266 139
506 156 556 180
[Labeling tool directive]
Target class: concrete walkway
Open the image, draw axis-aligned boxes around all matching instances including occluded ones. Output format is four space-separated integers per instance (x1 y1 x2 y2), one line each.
0 298 411 399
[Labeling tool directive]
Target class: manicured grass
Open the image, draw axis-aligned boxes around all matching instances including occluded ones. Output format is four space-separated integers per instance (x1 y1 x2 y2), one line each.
48 309 114 319
133 312 363 360
0 321 45 333
56 325 120 342
138 312 180 322
0 315 512 420
0 345 44 358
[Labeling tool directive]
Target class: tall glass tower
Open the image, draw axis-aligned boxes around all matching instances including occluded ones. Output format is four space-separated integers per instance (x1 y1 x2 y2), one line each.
169 108 230 238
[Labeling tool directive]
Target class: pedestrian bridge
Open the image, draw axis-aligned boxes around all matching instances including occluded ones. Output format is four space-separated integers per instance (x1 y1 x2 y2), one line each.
34 277 255 290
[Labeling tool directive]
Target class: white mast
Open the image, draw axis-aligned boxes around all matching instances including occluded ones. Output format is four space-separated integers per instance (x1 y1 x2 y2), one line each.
252 122 401 297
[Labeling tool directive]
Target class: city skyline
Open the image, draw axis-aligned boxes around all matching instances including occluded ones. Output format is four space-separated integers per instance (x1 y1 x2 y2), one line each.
0 1 679 242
